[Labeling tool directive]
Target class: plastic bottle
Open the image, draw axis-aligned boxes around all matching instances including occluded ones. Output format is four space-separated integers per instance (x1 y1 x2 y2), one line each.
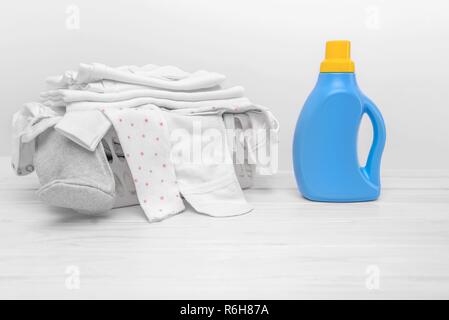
293 40 386 202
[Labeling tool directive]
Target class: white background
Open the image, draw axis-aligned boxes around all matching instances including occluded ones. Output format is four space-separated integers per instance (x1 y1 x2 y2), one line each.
1 0 448 172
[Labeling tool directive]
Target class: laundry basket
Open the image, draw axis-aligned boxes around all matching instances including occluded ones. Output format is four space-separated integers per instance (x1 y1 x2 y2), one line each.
101 129 139 208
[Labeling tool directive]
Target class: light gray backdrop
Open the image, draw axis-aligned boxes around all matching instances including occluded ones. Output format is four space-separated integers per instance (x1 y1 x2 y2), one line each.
1 0 448 172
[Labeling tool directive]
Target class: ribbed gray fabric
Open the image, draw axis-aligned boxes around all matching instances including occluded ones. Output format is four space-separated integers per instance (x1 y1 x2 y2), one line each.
34 128 115 214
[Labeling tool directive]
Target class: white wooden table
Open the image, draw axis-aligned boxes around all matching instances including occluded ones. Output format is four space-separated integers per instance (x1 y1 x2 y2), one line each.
1 156 448 299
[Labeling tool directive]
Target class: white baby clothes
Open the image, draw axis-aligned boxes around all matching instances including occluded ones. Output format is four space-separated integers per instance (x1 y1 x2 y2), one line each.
41 86 244 105
55 110 111 151
11 103 61 175
43 64 279 171
66 97 253 113
12 62 280 223
104 106 185 222
165 112 252 217
75 63 226 91
45 64 225 94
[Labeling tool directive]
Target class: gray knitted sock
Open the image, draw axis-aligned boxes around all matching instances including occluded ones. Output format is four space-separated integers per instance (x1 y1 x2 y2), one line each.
35 128 116 214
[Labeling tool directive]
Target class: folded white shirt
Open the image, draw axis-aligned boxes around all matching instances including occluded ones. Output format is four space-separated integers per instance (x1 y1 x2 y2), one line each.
41 86 245 104
75 63 226 91
79 81 152 93
66 97 255 113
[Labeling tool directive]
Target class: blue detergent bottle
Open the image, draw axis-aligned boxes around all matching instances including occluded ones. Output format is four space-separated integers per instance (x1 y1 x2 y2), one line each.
293 40 386 202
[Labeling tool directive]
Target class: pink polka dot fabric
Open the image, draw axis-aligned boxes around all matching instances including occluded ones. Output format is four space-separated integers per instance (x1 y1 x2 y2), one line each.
104 106 184 222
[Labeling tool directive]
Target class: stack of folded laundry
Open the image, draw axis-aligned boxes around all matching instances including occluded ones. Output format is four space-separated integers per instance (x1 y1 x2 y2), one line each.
12 63 279 222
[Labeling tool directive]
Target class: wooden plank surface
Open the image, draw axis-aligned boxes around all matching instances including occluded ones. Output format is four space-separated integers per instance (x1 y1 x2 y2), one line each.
0 157 448 299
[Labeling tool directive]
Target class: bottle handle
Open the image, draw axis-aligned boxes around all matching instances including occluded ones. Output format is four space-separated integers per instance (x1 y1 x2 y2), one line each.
361 97 386 187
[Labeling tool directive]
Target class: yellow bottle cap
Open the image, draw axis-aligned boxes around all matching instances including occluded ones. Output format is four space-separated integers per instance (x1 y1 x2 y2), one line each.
320 40 355 73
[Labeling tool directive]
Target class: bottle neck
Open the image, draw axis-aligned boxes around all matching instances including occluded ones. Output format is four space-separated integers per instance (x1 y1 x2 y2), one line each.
317 72 357 84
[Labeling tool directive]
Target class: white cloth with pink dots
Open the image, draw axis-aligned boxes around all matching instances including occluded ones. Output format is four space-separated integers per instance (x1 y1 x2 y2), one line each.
104 106 185 222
